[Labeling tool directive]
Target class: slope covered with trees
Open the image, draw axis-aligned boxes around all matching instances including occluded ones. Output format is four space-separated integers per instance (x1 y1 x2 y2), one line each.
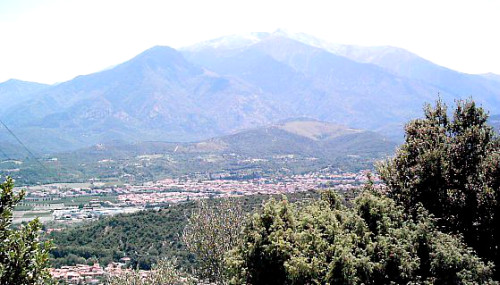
48 192 319 270
6 119 394 186
49 204 195 270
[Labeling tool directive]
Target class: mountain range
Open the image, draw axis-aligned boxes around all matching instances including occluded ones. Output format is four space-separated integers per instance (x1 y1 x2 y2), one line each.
1 30 499 154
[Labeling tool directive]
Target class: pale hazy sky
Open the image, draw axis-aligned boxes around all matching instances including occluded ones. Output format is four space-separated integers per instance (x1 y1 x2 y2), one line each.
1 0 499 84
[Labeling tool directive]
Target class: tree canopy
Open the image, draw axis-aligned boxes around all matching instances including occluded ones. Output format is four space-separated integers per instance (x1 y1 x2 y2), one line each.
0 177 52 284
182 198 245 283
378 99 500 276
226 189 495 284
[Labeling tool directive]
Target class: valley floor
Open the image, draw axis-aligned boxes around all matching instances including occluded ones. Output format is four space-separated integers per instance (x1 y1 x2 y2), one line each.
14 170 376 225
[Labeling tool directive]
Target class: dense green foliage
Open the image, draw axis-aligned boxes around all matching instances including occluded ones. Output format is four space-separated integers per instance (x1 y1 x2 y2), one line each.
50 205 194 270
0 177 52 284
226 189 496 284
49 192 319 270
378 99 500 276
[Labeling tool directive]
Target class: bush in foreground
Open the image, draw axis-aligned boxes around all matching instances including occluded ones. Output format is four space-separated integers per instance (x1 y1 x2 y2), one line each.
0 177 53 284
226 189 496 284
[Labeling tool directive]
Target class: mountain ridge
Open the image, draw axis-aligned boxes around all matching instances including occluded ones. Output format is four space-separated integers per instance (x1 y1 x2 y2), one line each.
1 46 281 152
0 79 50 113
2 32 500 153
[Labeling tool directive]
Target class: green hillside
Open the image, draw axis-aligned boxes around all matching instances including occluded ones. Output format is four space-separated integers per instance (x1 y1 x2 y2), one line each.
48 192 321 270
3 119 396 185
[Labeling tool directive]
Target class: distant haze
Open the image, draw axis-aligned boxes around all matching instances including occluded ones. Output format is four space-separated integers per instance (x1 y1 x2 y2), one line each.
1 0 500 84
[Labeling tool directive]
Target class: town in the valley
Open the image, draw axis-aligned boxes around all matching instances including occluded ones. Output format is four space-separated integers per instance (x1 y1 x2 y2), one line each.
12 169 378 283
14 170 377 224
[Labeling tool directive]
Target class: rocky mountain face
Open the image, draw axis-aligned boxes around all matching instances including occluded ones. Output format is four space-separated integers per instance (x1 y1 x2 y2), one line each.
183 32 500 137
252 31 500 109
1 31 499 153
0 47 281 152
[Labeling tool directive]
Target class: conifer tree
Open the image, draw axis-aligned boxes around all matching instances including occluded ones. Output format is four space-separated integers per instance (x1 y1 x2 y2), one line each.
378 99 500 276
0 177 53 284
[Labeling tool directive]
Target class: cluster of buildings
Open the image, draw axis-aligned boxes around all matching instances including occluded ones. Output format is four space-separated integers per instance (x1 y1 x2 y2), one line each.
17 182 116 200
49 260 135 284
52 206 143 221
15 170 378 223
116 171 377 206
